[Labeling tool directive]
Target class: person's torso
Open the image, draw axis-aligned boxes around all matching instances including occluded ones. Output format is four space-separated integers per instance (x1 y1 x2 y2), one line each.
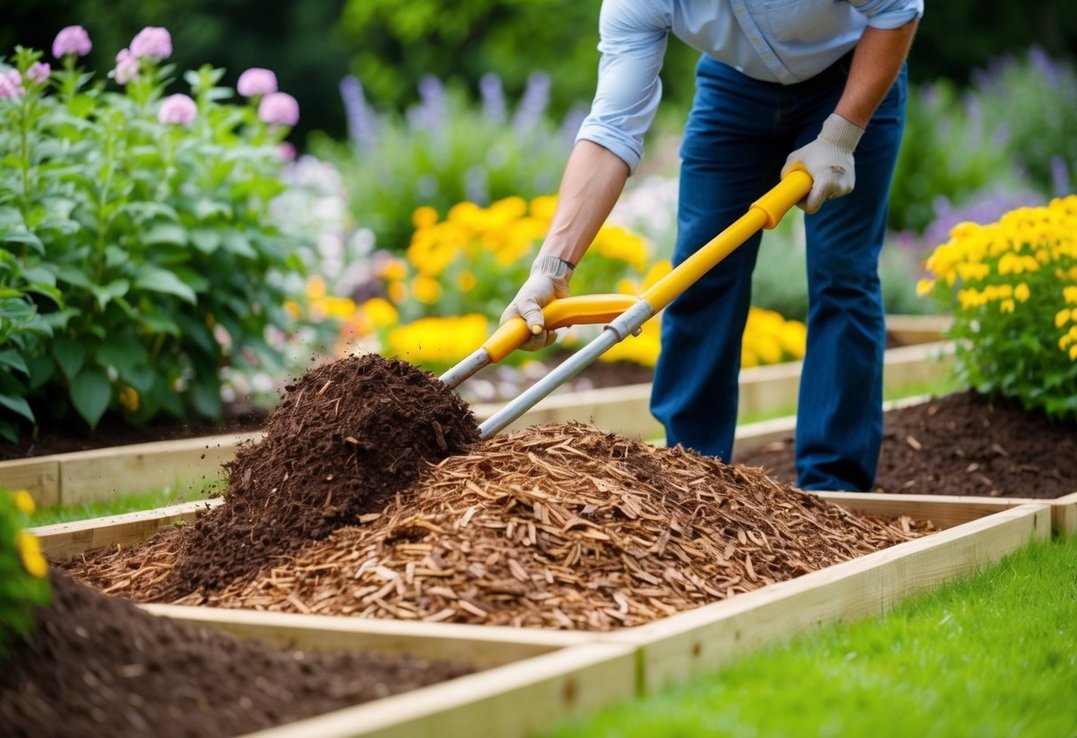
665 0 867 84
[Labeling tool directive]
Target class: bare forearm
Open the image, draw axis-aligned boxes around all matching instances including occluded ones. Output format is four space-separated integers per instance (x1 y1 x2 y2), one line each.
538 140 630 266
835 21 918 128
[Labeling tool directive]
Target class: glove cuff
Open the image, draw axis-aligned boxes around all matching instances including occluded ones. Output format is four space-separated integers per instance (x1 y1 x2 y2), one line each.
531 255 575 279
819 113 864 153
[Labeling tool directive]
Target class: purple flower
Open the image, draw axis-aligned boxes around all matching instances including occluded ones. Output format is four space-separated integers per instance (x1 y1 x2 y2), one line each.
407 74 446 131
258 91 299 126
0 70 25 99
339 75 378 151
26 62 51 85
113 48 140 85
479 73 506 123
158 93 197 125
130 26 172 62
52 25 92 58
513 71 550 134
237 67 277 97
278 142 296 162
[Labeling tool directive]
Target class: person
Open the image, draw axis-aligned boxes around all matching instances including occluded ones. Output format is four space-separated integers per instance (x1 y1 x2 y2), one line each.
500 0 922 492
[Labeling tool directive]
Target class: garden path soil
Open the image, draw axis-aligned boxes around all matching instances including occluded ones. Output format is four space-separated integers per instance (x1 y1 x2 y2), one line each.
164 354 479 595
69 423 927 631
735 390 1077 498
0 571 470 738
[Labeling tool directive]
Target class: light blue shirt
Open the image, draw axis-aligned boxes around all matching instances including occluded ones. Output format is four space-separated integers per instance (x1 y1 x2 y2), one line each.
576 0 924 173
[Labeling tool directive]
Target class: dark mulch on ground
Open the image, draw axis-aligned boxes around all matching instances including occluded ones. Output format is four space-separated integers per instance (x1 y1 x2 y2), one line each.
0 571 471 738
734 390 1077 498
164 354 479 595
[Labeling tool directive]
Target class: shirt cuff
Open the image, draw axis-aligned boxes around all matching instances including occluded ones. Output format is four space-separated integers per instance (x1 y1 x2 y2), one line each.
865 8 921 29
575 121 643 175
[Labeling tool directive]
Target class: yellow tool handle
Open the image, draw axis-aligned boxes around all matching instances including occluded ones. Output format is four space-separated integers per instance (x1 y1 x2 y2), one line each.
479 170 812 364
642 169 812 311
483 294 639 362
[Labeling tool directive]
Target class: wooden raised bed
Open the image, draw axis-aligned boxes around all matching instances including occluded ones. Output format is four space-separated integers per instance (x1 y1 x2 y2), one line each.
598 503 1048 693
4 339 954 508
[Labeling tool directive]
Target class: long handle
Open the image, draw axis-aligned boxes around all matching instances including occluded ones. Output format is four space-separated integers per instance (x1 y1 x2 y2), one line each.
441 170 812 398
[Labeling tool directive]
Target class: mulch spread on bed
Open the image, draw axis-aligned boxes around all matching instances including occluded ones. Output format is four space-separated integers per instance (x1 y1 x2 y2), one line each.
735 390 1077 498
0 571 471 738
164 353 480 595
69 423 927 631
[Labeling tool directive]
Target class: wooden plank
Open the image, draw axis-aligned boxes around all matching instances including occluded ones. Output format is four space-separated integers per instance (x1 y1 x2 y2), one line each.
1051 491 1077 534
0 458 60 507
885 314 952 346
57 433 257 506
32 499 222 562
238 642 637 738
145 604 591 668
601 504 1049 694
814 491 1030 530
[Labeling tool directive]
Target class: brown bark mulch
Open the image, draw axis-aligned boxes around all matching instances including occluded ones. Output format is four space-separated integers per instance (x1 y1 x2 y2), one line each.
68 423 928 631
0 571 471 738
734 390 1077 498
164 353 480 595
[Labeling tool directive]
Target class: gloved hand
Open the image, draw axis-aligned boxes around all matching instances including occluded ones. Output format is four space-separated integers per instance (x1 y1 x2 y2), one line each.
781 113 865 215
499 255 574 351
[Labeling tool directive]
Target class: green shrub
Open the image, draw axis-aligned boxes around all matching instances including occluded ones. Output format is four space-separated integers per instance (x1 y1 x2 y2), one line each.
920 197 1077 419
0 487 50 661
0 31 312 437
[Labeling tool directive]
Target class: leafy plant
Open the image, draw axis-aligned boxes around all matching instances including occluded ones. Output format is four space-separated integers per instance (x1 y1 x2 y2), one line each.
0 487 50 661
312 73 580 252
919 196 1077 419
0 29 313 437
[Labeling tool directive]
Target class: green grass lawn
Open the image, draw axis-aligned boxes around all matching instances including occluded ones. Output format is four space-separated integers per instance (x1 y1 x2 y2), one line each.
549 535 1077 738
29 480 220 527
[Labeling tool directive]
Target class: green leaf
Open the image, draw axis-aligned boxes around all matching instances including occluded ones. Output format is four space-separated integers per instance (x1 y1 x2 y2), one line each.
0 392 34 423
91 279 131 310
21 265 57 287
0 226 44 254
193 199 233 220
119 202 180 222
95 336 149 376
221 230 258 259
142 223 188 247
0 418 18 444
189 228 221 254
189 374 223 419
134 266 197 304
69 368 111 428
24 354 55 390
137 312 181 336
53 338 86 381
0 348 28 376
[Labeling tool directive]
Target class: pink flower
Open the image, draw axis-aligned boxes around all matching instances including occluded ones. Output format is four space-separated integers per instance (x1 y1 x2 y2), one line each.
129 26 172 62
26 62 51 85
257 91 299 127
52 25 92 58
0 70 25 99
113 48 140 85
237 67 277 97
158 94 197 125
278 142 296 162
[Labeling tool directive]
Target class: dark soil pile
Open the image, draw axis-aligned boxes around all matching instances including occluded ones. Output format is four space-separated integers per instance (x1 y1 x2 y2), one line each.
165 354 479 595
0 571 470 738
735 390 1077 498
70 424 927 630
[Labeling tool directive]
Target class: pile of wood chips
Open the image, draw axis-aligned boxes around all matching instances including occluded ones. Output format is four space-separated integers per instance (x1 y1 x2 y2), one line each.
152 423 928 630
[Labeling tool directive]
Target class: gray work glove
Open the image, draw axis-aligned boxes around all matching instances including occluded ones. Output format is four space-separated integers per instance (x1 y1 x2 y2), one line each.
781 113 865 215
499 255 574 351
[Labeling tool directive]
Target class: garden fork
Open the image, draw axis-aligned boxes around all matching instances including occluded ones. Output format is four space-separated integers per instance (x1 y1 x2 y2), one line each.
440 169 813 440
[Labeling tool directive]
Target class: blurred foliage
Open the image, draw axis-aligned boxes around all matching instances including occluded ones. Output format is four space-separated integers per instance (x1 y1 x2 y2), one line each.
2 0 351 145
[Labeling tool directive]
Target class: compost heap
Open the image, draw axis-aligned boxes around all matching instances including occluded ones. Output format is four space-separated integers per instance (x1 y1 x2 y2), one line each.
0 571 470 738
164 353 480 594
70 418 927 630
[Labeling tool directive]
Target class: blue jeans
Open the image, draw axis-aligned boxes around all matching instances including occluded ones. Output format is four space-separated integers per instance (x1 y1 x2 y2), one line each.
650 54 907 491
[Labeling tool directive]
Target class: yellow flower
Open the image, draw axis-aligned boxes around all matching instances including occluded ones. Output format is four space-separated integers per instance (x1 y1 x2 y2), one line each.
379 258 408 282
1014 283 1030 302
359 298 398 328
530 195 558 223
615 278 638 295
321 296 358 319
17 530 48 578
999 299 1015 314
284 299 302 319
306 276 327 302
457 271 477 292
1056 309 1071 329
119 386 140 412
1065 286 1077 305
11 489 35 515
412 205 439 230
915 279 935 297
1071 345 1077 361
412 275 443 304
388 282 407 304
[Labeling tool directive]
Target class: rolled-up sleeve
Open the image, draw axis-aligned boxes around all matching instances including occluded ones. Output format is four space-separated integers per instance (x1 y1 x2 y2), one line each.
849 0 924 29
575 0 669 175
